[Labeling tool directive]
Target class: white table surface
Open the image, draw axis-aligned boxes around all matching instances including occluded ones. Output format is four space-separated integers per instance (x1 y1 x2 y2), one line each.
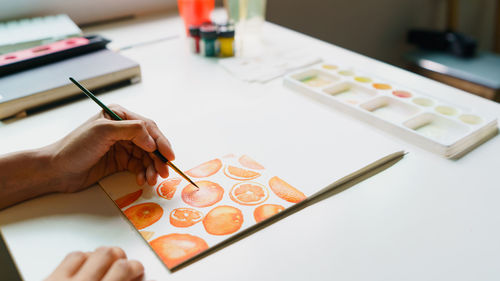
1 12 500 281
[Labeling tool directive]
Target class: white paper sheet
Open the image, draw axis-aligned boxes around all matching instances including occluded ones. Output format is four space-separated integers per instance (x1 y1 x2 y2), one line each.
99 85 405 270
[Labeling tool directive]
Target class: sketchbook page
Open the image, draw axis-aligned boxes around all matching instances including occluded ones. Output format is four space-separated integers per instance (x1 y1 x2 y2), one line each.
99 85 405 270
100 154 310 269
99 152 399 270
164 85 405 192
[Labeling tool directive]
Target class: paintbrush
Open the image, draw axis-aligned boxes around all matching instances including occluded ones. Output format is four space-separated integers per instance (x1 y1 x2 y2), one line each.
69 77 200 190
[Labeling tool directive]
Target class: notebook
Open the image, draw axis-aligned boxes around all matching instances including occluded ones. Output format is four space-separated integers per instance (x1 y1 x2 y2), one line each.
0 49 141 119
0 14 81 54
98 85 406 271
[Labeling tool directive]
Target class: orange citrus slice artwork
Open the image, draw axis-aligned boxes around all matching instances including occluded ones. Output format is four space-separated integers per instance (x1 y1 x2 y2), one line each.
181 181 224 207
115 189 142 209
156 178 181 200
140 231 155 241
185 159 222 178
150 234 208 268
238 155 265 170
124 202 164 230
203 205 243 236
254 204 285 223
229 182 269 206
100 154 310 270
269 176 306 203
170 208 203 227
223 165 261 180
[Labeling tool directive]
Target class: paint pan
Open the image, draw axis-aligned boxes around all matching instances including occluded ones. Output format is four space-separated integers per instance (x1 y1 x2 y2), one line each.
292 69 338 88
459 114 482 125
323 82 376 104
322 64 338 70
361 96 420 122
435 105 458 116
412 97 434 107
404 113 469 143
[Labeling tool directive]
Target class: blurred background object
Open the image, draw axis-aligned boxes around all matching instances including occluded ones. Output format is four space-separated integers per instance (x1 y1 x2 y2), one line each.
0 0 177 25
0 14 81 54
178 0 215 32
264 0 500 101
1 0 499 101
265 0 499 65
224 0 267 57
2 0 496 65
402 0 500 101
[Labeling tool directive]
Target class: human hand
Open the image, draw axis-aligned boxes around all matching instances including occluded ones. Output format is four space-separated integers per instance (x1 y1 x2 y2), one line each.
47 104 175 193
45 247 144 281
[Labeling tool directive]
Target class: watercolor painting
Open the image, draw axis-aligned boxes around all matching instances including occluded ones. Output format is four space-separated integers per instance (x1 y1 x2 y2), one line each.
99 154 306 270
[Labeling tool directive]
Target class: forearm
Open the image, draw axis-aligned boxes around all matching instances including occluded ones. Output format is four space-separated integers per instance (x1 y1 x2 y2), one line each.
0 148 61 210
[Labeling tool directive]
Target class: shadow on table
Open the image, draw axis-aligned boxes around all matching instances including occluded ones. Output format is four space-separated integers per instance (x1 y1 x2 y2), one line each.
0 231 22 281
0 185 117 227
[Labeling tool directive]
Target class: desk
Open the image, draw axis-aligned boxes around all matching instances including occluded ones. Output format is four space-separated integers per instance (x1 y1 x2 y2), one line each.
1 12 500 281
406 50 500 102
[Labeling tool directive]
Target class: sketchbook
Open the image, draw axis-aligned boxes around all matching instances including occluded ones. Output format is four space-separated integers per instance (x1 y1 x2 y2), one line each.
0 49 140 119
99 82 406 270
100 151 403 270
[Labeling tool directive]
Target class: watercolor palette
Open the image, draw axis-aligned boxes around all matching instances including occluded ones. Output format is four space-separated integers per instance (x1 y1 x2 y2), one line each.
284 63 498 158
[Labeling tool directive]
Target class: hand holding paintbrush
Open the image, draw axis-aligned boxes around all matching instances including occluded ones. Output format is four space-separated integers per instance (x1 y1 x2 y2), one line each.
69 77 199 189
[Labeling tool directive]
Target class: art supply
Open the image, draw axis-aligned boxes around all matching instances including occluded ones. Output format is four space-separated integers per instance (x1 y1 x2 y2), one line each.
200 23 217 57
187 21 237 57
0 35 110 77
0 49 141 120
177 0 215 33
284 63 498 158
225 0 267 56
219 45 321 82
225 0 267 32
100 151 404 269
68 77 200 190
217 24 235 57
188 26 200 54
95 66 408 270
0 14 81 54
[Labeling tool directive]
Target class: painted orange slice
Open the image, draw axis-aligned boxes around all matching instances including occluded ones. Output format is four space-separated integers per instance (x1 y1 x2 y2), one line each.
124 202 163 230
203 205 243 236
115 189 142 209
254 204 285 223
170 208 203 227
229 182 269 206
238 155 264 170
223 165 261 180
156 178 181 199
269 176 306 203
185 159 222 178
182 181 224 207
150 234 208 269
140 231 154 241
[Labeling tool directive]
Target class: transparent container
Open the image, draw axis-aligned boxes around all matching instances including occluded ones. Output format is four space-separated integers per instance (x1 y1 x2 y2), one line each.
224 0 267 57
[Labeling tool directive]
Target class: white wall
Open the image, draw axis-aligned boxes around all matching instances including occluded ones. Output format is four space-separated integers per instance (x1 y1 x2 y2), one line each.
266 0 498 66
0 0 177 25
0 0 495 65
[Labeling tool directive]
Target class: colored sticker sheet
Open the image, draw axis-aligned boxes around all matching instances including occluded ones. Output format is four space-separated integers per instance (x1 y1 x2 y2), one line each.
99 153 307 269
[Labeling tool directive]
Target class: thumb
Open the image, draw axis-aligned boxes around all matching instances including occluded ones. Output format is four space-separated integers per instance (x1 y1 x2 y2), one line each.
95 119 157 152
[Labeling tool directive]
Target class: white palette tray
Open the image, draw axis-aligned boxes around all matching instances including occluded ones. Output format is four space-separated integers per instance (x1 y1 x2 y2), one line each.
284 63 498 158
